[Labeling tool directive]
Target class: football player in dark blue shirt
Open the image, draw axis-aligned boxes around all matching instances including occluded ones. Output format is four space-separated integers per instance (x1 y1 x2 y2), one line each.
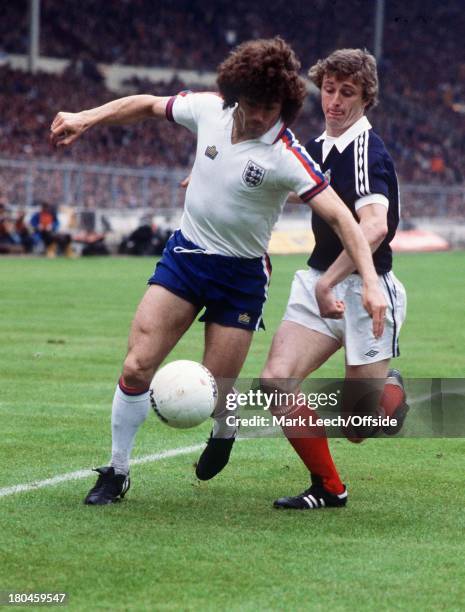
261 49 408 510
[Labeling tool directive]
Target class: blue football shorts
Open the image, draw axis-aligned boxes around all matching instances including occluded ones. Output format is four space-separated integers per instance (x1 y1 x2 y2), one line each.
148 230 272 331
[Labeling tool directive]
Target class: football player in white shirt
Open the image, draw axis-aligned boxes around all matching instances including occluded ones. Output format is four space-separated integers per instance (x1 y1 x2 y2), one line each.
50 38 386 505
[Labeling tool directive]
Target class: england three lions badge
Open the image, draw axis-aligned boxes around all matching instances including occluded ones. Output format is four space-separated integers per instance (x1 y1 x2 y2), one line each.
243 160 266 187
205 145 218 160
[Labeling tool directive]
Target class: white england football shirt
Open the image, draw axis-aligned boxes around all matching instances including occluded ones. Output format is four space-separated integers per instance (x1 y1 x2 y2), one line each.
166 92 328 257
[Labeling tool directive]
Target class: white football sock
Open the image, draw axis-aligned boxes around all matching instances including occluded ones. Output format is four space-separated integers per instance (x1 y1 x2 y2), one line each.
212 387 238 439
110 384 150 475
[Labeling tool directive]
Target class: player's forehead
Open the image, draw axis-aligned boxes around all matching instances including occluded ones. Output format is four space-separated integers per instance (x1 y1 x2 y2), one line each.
239 96 282 110
322 73 362 92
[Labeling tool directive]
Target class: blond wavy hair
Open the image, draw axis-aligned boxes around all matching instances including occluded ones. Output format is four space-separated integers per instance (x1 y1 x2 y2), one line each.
308 48 379 110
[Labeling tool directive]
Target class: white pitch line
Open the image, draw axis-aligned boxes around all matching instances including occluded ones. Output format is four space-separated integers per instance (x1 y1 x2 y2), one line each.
0 443 205 499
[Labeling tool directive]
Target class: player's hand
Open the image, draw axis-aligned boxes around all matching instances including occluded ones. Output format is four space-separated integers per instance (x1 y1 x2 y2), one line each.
180 173 191 188
50 111 88 147
362 281 387 338
315 279 345 319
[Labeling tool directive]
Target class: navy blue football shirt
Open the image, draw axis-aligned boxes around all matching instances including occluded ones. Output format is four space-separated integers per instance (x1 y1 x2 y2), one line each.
305 116 399 274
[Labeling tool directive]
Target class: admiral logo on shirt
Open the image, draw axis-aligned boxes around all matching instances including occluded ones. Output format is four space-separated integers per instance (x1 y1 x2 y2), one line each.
205 145 218 160
243 160 265 187
238 313 251 325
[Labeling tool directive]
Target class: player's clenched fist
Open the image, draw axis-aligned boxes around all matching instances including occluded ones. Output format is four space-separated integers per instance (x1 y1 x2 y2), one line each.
50 111 89 147
315 279 345 320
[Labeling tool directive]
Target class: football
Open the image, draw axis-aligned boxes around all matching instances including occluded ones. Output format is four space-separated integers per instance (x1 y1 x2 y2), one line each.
149 360 218 429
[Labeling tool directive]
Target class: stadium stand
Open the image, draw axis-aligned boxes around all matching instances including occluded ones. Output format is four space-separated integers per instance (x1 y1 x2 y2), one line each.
0 0 463 218
0 64 462 188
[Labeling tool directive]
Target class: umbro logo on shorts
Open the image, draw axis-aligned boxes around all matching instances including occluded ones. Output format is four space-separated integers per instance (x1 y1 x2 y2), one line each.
238 313 251 324
205 145 218 160
365 349 379 357
243 160 265 187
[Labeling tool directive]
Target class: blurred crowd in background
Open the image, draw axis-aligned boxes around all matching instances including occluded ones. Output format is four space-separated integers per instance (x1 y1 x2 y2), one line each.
0 199 72 256
0 0 463 218
1 63 463 187
0 198 173 257
2 0 463 84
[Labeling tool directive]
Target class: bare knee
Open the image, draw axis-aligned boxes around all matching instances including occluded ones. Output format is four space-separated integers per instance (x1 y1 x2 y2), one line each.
261 358 296 388
260 360 300 396
259 362 300 416
122 351 156 389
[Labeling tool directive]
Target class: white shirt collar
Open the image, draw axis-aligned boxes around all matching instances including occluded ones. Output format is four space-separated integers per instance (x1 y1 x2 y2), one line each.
315 115 372 152
259 119 285 144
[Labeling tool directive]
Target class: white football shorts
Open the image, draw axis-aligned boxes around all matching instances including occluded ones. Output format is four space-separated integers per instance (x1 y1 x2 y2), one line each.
283 268 407 366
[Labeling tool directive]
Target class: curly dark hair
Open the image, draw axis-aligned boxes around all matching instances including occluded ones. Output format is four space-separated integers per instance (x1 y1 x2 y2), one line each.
217 37 307 125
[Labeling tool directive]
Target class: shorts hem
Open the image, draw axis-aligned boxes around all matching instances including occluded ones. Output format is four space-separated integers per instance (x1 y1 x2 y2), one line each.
199 313 264 331
345 351 400 367
148 280 201 308
282 314 340 342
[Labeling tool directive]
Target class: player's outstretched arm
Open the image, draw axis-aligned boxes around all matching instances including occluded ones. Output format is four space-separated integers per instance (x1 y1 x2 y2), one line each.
311 187 387 338
50 95 170 147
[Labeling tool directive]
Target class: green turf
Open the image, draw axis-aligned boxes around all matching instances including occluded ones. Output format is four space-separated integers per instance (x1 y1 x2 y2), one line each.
0 253 464 611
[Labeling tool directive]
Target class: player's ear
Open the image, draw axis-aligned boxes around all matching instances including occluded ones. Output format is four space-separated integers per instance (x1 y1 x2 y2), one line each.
361 93 371 111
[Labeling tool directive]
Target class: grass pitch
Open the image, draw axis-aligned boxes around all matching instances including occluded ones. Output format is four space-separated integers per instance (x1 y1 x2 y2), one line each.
0 252 464 611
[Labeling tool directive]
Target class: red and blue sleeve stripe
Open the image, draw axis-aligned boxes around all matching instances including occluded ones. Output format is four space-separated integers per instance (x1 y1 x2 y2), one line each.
281 129 328 201
299 181 329 202
165 90 191 122
165 96 177 122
